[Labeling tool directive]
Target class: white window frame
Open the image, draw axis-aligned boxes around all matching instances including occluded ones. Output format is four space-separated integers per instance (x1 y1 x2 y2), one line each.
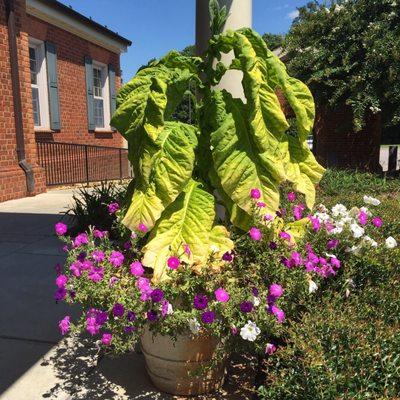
29 38 50 130
92 60 111 131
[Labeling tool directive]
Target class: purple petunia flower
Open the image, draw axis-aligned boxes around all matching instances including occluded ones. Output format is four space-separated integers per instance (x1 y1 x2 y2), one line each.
93 229 108 239
257 202 266 208
150 289 164 303
330 257 341 269
73 233 89 248
58 316 70 335
108 202 120 214
215 288 230 303
327 239 339 250
252 287 259 297
201 311 216 324
308 216 321 231
161 300 172 317
167 256 180 270
147 310 158 321
112 303 125 317
249 227 262 241
279 231 291 241
92 250 105 263
267 304 285 323
88 267 104 282
86 317 100 335
268 284 284 300
222 252 233 262
130 261 144 277
72 262 83 275
55 274 68 288
269 241 278 250
124 326 136 333
55 222 67 236
290 252 302 267
54 287 67 301
109 251 124 268
194 294 208 310
250 188 261 199
240 301 254 313
127 311 136 322
293 204 306 220
101 333 112 346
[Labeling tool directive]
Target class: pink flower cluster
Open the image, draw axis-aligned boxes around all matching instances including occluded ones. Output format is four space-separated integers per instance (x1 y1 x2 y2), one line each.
266 284 285 323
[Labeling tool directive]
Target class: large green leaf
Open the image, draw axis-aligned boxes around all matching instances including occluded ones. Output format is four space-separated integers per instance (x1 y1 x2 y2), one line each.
207 90 280 217
142 180 233 282
122 121 198 231
111 52 200 143
206 28 325 221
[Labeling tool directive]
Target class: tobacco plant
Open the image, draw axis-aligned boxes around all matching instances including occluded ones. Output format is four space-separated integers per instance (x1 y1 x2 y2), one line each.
111 6 325 282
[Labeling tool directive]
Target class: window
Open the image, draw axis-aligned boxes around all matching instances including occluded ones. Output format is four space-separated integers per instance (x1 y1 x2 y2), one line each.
29 39 50 130
92 62 110 130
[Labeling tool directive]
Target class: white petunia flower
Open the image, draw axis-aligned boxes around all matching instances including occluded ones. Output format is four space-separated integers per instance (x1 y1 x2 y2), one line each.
332 204 348 217
253 296 260 307
166 303 174 315
346 245 361 255
350 223 365 239
240 321 261 342
385 236 398 249
188 318 201 335
363 195 381 206
308 280 318 294
210 244 220 253
363 236 378 247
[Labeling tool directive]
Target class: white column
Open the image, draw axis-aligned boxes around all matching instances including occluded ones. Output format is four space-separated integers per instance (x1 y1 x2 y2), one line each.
196 0 253 99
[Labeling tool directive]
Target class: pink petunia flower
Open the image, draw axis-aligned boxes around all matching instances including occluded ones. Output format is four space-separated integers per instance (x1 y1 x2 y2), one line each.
101 333 112 346
215 288 230 303
167 256 180 270
58 316 70 335
138 223 148 233
249 227 262 241
287 192 296 202
250 188 261 199
130 261 144 276
372 217 382 228
55 222 67 236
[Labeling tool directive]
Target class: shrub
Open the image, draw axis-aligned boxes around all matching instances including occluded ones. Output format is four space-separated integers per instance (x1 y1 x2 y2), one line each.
65 182 129 237
285 0 400 132
258 261 400 400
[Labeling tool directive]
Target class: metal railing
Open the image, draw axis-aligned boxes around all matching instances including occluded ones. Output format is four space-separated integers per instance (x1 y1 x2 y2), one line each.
36 141 132 186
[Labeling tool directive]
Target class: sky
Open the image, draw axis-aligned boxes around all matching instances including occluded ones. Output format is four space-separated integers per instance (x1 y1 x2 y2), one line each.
58 0 305 80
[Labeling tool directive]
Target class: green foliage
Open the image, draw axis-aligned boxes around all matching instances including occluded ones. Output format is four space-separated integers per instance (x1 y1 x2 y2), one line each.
285 0 400 132
111 20 325 280
262 32 285 50
258 262 400 400
65 182 128 236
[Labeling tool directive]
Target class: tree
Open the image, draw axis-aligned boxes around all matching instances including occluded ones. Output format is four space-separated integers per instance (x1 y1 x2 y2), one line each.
262 33 285 51
284 0 400 136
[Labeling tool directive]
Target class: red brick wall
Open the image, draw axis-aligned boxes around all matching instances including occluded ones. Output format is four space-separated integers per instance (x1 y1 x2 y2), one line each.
0 0 46 202
0 0 126 203
26 14 124 147
314 105 382 171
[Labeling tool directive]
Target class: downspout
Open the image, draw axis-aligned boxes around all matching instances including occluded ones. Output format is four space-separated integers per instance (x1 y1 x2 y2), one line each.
5 0 35 194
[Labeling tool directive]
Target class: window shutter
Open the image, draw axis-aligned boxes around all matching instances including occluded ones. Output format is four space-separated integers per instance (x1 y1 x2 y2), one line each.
45 42 61 130
108 63 116 131
84 56 95 131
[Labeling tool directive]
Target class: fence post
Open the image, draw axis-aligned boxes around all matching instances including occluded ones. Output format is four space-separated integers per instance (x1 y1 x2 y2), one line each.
119 148 123 182
85 145 89 186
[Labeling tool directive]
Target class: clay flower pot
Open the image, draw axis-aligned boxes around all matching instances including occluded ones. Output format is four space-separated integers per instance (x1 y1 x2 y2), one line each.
141 328 226 396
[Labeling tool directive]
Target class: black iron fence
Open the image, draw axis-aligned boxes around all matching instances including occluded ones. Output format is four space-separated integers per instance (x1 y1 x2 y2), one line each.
36 141 132 186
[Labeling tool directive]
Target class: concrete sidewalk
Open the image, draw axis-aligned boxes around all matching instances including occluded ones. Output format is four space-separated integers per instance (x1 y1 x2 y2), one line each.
0 190 253 400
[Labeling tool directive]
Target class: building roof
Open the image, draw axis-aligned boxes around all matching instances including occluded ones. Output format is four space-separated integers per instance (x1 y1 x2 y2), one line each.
26 0 132 53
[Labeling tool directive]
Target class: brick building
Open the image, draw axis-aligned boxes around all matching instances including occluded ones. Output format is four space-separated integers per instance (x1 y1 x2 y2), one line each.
0 0 131 202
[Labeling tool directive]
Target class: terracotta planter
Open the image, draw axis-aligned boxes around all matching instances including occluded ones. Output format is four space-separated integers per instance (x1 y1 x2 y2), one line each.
141 328 226 396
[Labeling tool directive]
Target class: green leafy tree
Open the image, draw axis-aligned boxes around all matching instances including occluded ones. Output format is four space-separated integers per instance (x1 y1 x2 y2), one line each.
262 33 285 51
284 0 400 133
111 1 324 281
